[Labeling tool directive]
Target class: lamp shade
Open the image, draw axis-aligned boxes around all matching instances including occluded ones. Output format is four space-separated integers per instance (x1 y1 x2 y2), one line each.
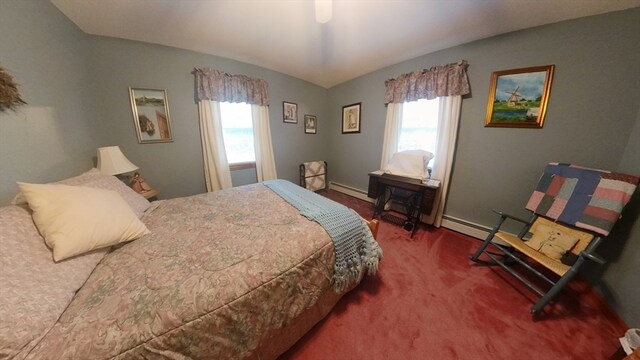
97 146 138 175
315 0 332 23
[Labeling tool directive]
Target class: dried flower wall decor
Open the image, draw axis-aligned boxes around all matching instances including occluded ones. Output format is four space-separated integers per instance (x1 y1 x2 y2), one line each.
0 66 26 112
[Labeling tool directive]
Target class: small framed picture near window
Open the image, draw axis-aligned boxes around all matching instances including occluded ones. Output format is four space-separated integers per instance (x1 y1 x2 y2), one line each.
129 88 173 143
485 65 555 128
283 101 298 123
304 115 317 134
342 102 361 134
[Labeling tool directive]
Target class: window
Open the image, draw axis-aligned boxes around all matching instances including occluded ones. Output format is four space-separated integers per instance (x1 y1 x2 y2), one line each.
219 102 255 166
399 98 439 164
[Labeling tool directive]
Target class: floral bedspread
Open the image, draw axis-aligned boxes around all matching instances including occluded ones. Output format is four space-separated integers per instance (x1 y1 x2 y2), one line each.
24 184 339 359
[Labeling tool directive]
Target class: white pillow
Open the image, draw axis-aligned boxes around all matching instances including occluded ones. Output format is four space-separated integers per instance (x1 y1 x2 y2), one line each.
18 183 150 262
12 168 150 218
384 150 434 180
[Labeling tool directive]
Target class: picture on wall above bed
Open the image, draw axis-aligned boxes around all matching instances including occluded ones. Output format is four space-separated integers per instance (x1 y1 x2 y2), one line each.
129 88 173 143
342 102 361 134
484 65 554 128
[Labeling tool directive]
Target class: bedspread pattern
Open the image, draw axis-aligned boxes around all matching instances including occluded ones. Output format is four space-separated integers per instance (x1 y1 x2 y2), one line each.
23 184 340 359
0 205 106 360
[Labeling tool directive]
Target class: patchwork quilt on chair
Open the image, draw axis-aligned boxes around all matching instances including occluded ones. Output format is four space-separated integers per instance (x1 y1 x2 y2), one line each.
526 163 639 236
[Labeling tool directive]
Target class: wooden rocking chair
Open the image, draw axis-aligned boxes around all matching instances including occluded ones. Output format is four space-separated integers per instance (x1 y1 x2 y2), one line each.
470 163 638 316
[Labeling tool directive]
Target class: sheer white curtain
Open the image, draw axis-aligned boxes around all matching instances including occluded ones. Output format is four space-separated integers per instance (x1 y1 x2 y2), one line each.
251 104 277 181
382 60 469 227
379 96 462 226
195 68 275 191
197 100 233 191
424 95 462 227
380 103 403 170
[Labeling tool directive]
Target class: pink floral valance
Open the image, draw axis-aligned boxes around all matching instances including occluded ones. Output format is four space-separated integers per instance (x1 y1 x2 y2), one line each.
194 68 269 106
384 60 470 104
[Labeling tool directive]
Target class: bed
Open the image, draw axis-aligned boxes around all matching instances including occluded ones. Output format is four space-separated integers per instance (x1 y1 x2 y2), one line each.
0 169 381 359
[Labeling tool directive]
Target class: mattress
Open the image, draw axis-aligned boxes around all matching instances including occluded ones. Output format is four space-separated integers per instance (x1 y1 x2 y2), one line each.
18 183 373 359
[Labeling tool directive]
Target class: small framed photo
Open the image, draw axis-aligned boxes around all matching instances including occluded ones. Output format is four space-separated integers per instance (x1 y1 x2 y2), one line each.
304 115 317 134
342 102 361 134
129 88 173 143
283 101 298 123
485 65 555 128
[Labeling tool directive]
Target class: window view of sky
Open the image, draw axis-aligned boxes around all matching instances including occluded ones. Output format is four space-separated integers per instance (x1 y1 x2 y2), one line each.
220 102 255 163
399 98 439 159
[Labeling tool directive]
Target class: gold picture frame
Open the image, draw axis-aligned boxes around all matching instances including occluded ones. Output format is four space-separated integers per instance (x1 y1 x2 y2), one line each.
129 88 173 143
485 65 554 128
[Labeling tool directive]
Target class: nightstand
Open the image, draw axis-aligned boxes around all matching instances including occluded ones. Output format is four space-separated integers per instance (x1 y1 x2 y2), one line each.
140 188 159 201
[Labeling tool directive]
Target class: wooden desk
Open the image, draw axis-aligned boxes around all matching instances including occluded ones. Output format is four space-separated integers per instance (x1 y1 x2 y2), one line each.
367 172 439 237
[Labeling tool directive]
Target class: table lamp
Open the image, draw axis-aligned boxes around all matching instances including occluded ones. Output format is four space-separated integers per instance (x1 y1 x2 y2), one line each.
96 146 157 198
97 146 138 176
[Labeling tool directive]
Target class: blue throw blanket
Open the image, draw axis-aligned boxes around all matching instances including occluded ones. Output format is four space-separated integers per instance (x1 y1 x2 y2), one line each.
264 180 382 291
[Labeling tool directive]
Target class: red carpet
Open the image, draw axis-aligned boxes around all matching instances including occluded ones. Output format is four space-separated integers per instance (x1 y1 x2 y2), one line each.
279 190 627 360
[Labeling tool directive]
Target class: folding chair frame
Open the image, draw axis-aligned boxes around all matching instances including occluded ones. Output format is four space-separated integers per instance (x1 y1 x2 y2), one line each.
299 161 328 191
470 210 605 316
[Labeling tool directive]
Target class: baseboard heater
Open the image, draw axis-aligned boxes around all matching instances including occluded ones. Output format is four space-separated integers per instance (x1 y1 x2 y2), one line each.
329 181 492 240
440 215 492 240
328 181 375 203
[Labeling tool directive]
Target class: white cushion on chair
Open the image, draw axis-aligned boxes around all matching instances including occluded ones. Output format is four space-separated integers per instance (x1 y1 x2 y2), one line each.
525 224 579 261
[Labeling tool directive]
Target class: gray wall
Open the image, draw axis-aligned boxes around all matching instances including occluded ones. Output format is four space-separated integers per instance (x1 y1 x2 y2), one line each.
602 105 640 324
327 8 640 325
0 0 329 202
0 0 99 204
87 37 329 199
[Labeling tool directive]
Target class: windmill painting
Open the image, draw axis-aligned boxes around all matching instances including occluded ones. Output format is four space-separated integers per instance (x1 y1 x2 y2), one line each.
485 65 555 128
505 86 523 107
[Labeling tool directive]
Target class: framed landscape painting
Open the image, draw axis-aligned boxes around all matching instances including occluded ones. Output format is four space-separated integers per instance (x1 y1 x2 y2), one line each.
129 88 173 143
485 65 555 128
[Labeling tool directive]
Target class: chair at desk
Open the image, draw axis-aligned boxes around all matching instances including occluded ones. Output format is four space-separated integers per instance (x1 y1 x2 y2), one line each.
300 161 328 192
470 163 638 316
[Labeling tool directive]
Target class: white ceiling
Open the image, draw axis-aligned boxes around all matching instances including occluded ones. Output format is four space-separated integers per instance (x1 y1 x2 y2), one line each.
51 0 640 88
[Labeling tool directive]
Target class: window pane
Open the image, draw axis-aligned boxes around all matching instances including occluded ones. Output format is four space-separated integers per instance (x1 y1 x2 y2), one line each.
220 102 255 164
399 99 439 159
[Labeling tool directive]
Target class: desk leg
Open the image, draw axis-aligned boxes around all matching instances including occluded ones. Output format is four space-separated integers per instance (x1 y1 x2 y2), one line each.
410 220 419 238
410 190 425 238
372 194 384 220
